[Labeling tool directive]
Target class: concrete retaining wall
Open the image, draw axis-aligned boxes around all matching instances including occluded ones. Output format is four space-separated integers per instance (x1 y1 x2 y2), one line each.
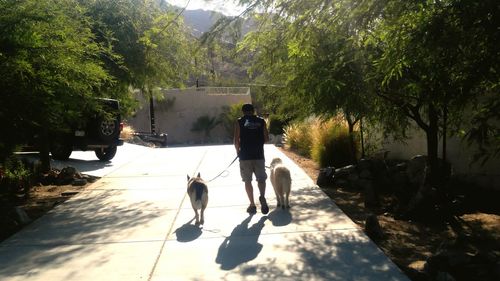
127 87 252 144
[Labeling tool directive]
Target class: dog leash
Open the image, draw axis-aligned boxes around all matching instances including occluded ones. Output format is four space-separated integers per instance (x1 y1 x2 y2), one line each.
206 155 239 182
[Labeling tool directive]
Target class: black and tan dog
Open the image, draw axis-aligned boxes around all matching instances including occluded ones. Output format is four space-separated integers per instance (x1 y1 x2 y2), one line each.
187 173 208 225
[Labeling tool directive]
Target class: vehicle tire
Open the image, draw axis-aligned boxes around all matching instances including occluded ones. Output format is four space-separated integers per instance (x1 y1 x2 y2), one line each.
96 116 120 142
95 145 117 161
51 142 73 161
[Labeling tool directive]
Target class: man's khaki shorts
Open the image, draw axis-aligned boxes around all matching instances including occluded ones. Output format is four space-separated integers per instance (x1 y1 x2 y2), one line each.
239 159 268 182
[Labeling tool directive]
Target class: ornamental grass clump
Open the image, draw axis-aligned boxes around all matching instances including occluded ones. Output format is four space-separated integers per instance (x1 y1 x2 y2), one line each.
310 119 355 168
283 119 313 157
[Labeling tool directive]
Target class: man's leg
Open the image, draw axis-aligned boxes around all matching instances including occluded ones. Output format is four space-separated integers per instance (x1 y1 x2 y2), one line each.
240 161 257 214
254 159 269 214
245 181 255 206
257 180 266 198
258 180 269 214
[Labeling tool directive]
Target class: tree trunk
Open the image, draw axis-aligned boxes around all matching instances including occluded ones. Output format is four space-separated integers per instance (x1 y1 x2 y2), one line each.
360 117 365 159
39 127 51 173
442 104 447 162
149 92 156 134
346 115 357 164
426 104 439 186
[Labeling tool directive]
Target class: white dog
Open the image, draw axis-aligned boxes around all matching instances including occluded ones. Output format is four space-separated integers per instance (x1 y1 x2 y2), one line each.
187 173 208 225
269 158 292 209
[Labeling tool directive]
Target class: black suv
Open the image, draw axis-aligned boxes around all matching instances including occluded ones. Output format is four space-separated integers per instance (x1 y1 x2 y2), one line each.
50 98 124 161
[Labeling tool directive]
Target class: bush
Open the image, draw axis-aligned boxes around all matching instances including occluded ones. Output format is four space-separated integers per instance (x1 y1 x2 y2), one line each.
1 156 32 200
219 102 244 139
284 117 359 168
267 115 286 135
283 118 314 157
311 119 357 168
120 124 135 141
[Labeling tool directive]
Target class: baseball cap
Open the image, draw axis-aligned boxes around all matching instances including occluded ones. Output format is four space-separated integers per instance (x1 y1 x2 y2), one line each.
242 103 254 112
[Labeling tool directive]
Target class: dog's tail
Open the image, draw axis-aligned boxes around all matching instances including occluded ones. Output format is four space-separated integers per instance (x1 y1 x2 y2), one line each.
191 182 207 209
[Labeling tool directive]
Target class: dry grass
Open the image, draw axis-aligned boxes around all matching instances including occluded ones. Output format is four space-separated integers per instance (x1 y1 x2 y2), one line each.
120 124 135 141
283 116 357 168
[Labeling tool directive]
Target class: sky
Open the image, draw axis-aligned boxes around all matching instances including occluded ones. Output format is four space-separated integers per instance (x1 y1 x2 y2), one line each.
166 0 248 16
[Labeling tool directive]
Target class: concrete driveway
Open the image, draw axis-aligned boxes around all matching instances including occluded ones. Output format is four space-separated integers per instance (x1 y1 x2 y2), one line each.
0 144 409 281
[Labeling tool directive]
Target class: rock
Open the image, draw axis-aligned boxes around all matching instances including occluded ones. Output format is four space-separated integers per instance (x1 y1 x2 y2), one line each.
408 260 426 272
404 266 430 281
61 191 79 196
359 169 372 179
14 206 31 225
317 167 335 187
333 178 350 188
347 172 360 183
60 166 77 179
334 165 356 177
447 251 472 267
436 271 455 281
72 178 87 186
357 159 372 170
364 214 384 240
406 261 429 281
425 253 448 275
363 181 379 208
406 155 427 187
58 166 78 185
396 162 408 171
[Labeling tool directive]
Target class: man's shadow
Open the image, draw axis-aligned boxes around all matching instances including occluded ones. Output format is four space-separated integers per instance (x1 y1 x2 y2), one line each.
215 215 267 270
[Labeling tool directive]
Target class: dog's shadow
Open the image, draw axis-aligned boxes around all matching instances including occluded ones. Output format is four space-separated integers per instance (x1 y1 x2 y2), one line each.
215 215 267 270
173 219 202 242
267 208 292 226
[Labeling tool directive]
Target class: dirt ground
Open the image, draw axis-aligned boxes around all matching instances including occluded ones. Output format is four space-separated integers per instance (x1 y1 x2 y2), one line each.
1 148 498 281
0 181 95 242
278 147 500 281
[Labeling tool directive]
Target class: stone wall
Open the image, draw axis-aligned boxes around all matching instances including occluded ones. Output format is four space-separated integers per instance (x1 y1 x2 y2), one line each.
127 87 252 145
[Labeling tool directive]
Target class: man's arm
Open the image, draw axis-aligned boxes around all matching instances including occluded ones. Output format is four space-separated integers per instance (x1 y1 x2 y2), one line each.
233 120 240 155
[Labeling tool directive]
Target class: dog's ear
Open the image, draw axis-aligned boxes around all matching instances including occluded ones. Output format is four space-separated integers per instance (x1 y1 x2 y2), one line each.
197 172 201 177
187 174 190 180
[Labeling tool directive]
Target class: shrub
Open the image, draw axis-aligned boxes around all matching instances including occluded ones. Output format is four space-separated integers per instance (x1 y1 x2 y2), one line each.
120 124 135 141
191 115 221 143
1 156 32 200
219 102 244 139
267 115 286 135
285 116 360 168
311 119 357 168
283 119 314 157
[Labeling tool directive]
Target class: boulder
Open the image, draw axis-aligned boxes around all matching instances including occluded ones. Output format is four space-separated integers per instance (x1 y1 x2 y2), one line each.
362 181 379 208
406 155 427 187
347 172 360 183
359 169 372 179
317 167 335 187
357 159 372 170
436 271 456 281
72 178 87 186
14 206 31 225
334 165 356 178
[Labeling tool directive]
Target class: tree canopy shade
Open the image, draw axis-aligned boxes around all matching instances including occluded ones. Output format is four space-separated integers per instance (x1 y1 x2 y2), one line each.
79 0 198 106
234 0 499 177
0 0 199 168
0 0 113 163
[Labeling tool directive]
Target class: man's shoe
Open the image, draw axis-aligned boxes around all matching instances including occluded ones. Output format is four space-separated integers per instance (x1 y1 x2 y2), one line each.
247 205 257 214
259 196 269 214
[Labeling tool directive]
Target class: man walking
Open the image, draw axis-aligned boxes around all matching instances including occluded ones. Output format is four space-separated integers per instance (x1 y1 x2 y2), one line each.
234 103 269 214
